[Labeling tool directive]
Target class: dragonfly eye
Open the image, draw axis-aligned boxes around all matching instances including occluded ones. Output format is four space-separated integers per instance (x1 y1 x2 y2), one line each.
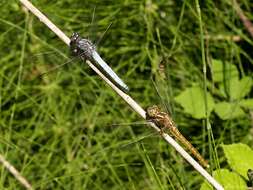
70 32 80 42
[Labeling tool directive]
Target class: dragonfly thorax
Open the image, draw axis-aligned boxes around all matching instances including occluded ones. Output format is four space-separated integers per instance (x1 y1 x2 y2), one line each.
146 105 161 119
70 32 95 60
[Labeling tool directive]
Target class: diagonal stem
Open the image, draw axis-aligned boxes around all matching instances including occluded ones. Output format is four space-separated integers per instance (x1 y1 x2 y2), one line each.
0 154 33 190
18 0 223 189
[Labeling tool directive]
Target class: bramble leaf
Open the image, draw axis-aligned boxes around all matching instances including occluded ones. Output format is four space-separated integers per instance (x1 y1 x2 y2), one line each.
211 59 238 83
229 76 252 100
175 86 214 119
200 169 246 190
239 99 253 109
214 102 245 120
222 143 253 179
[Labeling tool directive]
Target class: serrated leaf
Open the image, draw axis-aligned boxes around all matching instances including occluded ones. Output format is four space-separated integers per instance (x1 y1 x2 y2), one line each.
219 76 252 100
200 169 247 190
214 102 245 120
239 99 253 109
211 59 239 83
230 76 252 100
222 143 253 179
174 86 214 119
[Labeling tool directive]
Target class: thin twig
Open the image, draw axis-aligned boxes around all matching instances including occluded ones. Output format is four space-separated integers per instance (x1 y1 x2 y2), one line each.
18 0 223 189
233 0 253 39
204 34 241 42
0 154 33 189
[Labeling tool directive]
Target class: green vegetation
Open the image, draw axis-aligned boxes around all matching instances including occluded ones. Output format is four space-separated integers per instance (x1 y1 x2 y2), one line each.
0 0 252 189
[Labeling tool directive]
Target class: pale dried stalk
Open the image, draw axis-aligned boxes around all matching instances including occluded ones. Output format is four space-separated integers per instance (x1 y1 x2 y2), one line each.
18 0 223 189
0 154 33 189
233 0 253 38
204 34 241 42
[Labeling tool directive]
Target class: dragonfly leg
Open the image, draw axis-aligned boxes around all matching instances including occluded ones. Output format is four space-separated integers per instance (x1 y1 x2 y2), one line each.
158 126 167 135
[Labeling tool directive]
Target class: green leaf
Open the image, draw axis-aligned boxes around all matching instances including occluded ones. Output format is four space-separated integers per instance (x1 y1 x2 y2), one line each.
220 76 252 100
211 59 239 83
200 169 247 190
239 99 253 109
239 77 252 97
223 63 239 81
214 102 245 120
213 61 252 100
229 76 252 100
222 143 253 179
174 86 214 119
212 59 223 82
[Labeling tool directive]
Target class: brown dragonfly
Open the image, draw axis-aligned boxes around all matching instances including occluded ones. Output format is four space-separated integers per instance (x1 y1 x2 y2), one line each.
146 105 209 168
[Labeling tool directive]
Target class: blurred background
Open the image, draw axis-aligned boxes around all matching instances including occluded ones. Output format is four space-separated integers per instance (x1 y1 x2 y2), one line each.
0 0 252 189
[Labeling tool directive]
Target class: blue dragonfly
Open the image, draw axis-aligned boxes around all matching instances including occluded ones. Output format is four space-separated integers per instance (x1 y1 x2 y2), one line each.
69 32 129 93
30 9 129 93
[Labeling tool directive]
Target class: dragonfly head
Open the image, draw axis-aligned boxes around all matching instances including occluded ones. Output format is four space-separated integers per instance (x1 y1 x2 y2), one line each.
70 32 82 56
70 32 95 60
146 105 161 119
70 32 80 42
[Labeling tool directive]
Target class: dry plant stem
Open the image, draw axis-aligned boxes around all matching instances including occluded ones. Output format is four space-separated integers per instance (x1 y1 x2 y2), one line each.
204 35 241 42
233 0 253 38
19 0 70 45
18 0 224 189
0 154 33 190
